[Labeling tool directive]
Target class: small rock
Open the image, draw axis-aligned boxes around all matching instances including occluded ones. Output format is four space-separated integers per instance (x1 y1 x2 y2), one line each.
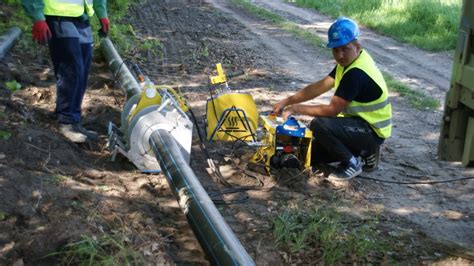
83 168 105 179
145 218 154 226
0 153 5 160
13 258 24 266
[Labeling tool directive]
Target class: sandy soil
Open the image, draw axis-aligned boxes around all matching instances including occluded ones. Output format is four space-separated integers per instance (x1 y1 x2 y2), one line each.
0 0 473 265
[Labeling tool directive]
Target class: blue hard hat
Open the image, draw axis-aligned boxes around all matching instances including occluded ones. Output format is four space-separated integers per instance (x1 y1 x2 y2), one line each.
327 17 360 48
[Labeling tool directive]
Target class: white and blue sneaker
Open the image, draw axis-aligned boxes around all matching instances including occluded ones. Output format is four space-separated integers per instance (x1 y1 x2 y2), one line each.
328 156 362 181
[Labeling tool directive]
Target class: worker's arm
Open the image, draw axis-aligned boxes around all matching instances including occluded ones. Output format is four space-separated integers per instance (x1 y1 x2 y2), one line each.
21 0 45 21
273 75 335 114
93 0 108 18
282 95 349 120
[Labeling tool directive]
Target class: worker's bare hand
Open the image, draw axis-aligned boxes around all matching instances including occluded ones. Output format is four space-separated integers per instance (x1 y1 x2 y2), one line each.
272 99 287 115
282 105 295 120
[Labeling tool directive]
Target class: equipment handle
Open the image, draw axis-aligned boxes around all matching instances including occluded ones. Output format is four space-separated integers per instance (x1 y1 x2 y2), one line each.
227 70 245 79
131 64 146 83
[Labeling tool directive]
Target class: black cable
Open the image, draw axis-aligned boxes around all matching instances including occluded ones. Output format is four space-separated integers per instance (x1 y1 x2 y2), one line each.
212 197 249 205
110 60 127 106
188 108 233 187
208 186 253 197
357 175 474 185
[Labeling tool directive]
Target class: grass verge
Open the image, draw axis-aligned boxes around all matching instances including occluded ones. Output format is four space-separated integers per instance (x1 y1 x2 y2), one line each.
230 0 440 110
42 232 145 265
273 204 389 264
288 0 461 52
384 73 440 110
0 0 162 57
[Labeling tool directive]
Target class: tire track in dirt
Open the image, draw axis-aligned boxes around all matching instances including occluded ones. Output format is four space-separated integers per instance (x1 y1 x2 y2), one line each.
207 0 334 86
248 0 453 103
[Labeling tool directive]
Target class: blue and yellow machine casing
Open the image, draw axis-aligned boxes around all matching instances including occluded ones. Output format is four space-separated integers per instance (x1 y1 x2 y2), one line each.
251 114 312 173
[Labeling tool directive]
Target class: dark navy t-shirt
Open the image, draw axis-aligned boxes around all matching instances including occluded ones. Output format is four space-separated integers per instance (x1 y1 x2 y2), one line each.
328 66 382 103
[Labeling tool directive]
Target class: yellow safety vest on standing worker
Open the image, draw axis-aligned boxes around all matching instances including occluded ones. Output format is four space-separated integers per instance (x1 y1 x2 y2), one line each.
334 49 392 138
44 0 94 17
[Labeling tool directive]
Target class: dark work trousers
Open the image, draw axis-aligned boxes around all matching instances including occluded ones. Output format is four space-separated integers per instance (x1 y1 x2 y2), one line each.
46 17 93 124
309 116 383 164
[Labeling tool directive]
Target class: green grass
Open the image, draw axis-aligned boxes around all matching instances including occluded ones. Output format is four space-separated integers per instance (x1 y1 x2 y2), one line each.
273 204 388 264
230 0 440 110
289 0 461 51
45 175 67 185
384 73 440 109
43 233 145 265
5 80 22 92
0 211 7 221
0 1 31 35
0 130 12 140
0 0 146 55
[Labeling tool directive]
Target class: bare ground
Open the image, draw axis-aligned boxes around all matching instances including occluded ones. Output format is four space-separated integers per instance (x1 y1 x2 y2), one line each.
0 0 473 265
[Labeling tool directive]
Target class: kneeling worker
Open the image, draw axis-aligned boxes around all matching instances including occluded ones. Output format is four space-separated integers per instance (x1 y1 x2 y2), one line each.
273 17 392 181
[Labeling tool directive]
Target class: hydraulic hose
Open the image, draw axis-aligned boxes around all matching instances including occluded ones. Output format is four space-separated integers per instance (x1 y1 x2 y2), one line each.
0 27 21 59
149 129 255 266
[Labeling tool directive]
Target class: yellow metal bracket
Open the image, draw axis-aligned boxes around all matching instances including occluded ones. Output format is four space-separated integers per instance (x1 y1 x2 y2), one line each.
209 63 227 85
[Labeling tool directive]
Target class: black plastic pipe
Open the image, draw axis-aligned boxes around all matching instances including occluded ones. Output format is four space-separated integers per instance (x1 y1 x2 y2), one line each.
0 27 21 59
149 129 255 266
100 37 141 98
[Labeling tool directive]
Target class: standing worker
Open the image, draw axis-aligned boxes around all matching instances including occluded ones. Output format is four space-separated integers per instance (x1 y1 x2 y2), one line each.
273 17 392 181
22 0 110 143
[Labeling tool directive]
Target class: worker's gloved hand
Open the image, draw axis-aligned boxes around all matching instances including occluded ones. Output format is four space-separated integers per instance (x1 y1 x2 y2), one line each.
99 18 110 36
32 20 52 44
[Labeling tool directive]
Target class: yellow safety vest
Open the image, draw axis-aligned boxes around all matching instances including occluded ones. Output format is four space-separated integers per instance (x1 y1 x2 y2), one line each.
44 0 94 17
334 50 392 138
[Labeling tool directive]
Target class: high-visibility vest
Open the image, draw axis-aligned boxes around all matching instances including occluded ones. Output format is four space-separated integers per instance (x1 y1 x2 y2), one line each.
334 49 392 138
44 0 94 17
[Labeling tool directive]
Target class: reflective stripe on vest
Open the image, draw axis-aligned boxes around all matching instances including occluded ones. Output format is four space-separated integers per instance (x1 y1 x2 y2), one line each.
44 0 94 17
335 50 392 138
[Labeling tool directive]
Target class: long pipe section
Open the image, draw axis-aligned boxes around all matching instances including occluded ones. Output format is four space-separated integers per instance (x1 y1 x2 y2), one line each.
150 130 255 265
100 37 141 98
100 37 255 265
0 27 21 59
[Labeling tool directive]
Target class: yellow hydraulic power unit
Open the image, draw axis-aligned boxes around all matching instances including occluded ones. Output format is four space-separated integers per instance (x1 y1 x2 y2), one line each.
206 63 258 142
251 114 312 173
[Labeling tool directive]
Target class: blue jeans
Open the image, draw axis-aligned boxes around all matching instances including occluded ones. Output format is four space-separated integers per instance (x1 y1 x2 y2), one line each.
47 16 93 124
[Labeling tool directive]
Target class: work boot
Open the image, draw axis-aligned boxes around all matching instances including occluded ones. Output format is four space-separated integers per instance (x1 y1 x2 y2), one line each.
363 146 380 172
72 123 98 140
328 156 362 181
59 124 87 143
